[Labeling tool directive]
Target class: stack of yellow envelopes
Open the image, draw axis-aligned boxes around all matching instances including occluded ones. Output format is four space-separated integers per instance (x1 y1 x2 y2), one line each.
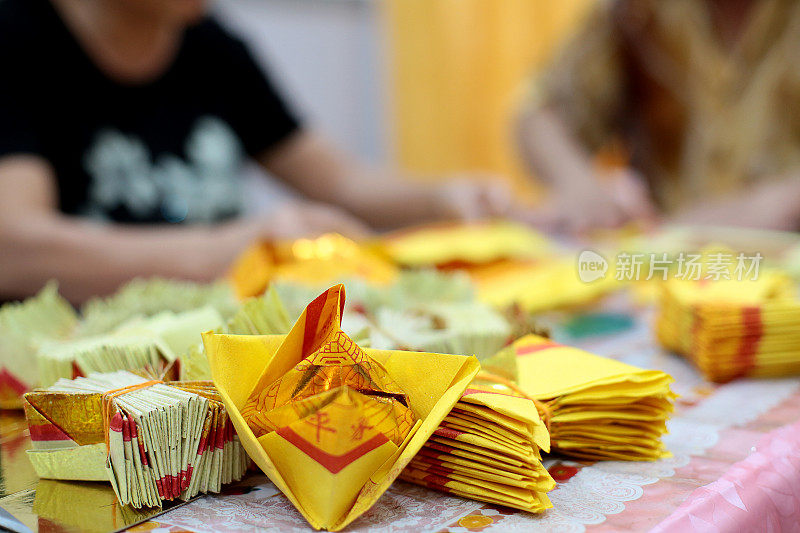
505 335 675 461
400 383 555 512
655 272 800 382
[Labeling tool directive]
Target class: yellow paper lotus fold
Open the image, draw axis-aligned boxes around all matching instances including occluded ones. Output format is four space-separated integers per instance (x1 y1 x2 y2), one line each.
0 282 78 408
203 284 480 531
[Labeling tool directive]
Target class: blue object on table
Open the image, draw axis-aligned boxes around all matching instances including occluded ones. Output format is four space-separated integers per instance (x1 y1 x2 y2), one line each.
561 312 635 340
0 504 32 533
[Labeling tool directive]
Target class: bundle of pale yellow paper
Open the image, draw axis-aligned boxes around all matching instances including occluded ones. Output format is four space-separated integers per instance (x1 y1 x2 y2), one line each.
0 283 77 408
400 381 555 512
36 306 223 388
656 271 800 382
203 284 479 531
0 279 232 408
501 335 675 461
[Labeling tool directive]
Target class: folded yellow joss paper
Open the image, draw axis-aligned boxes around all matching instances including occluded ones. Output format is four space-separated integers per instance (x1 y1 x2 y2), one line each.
24 371 248 508
203 284 480 531
78 278 237 337
656 272 800 382
229 233 397 299
468 258 619 313
0 279 233 409
180 287 294 382
401 381 555 513
36 306 222 388
377 221 618 312
506 335 675 461
0 283 78 408
378 220 552 268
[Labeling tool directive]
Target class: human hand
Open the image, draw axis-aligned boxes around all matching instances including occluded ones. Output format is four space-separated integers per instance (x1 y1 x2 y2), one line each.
519 168 657 235
241 201 374 243
433 176 514 221
671 177 800 231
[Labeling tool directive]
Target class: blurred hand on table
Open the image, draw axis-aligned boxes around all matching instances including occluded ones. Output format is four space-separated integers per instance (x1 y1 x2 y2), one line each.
670 177 800 231
517 168 658 235
432 175 514 221
250 201 374 241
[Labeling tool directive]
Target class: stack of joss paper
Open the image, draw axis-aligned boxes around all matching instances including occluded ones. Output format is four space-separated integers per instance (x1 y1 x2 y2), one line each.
656 272 800 382
36 306 223 388
24 371 248 508
503 335 675 461
0 283 78 408
203 284 480 531
400 381 555 513
1 278 233 407
77 278 237 336
378 221 617 312
266 271 515 360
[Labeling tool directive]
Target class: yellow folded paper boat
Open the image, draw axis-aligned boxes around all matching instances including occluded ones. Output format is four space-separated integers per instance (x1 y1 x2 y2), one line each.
203 284 480 531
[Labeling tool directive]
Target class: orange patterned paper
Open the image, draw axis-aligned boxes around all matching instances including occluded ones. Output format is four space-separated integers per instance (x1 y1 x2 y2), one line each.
242 327 414 445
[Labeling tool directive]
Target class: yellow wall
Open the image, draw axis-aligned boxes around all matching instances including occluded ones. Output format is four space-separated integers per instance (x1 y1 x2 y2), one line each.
384 0 594 196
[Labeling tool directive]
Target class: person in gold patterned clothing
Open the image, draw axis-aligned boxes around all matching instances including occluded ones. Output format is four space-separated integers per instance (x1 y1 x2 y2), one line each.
518 0 800 233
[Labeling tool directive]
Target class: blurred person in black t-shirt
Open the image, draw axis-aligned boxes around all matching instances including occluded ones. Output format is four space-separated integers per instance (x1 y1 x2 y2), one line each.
0 0 512 301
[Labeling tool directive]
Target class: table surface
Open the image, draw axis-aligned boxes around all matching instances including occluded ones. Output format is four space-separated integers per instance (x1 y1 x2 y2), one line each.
2 296 799 533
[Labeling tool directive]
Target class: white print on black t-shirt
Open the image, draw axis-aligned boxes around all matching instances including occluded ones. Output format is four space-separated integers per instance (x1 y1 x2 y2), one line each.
83 115 245 223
